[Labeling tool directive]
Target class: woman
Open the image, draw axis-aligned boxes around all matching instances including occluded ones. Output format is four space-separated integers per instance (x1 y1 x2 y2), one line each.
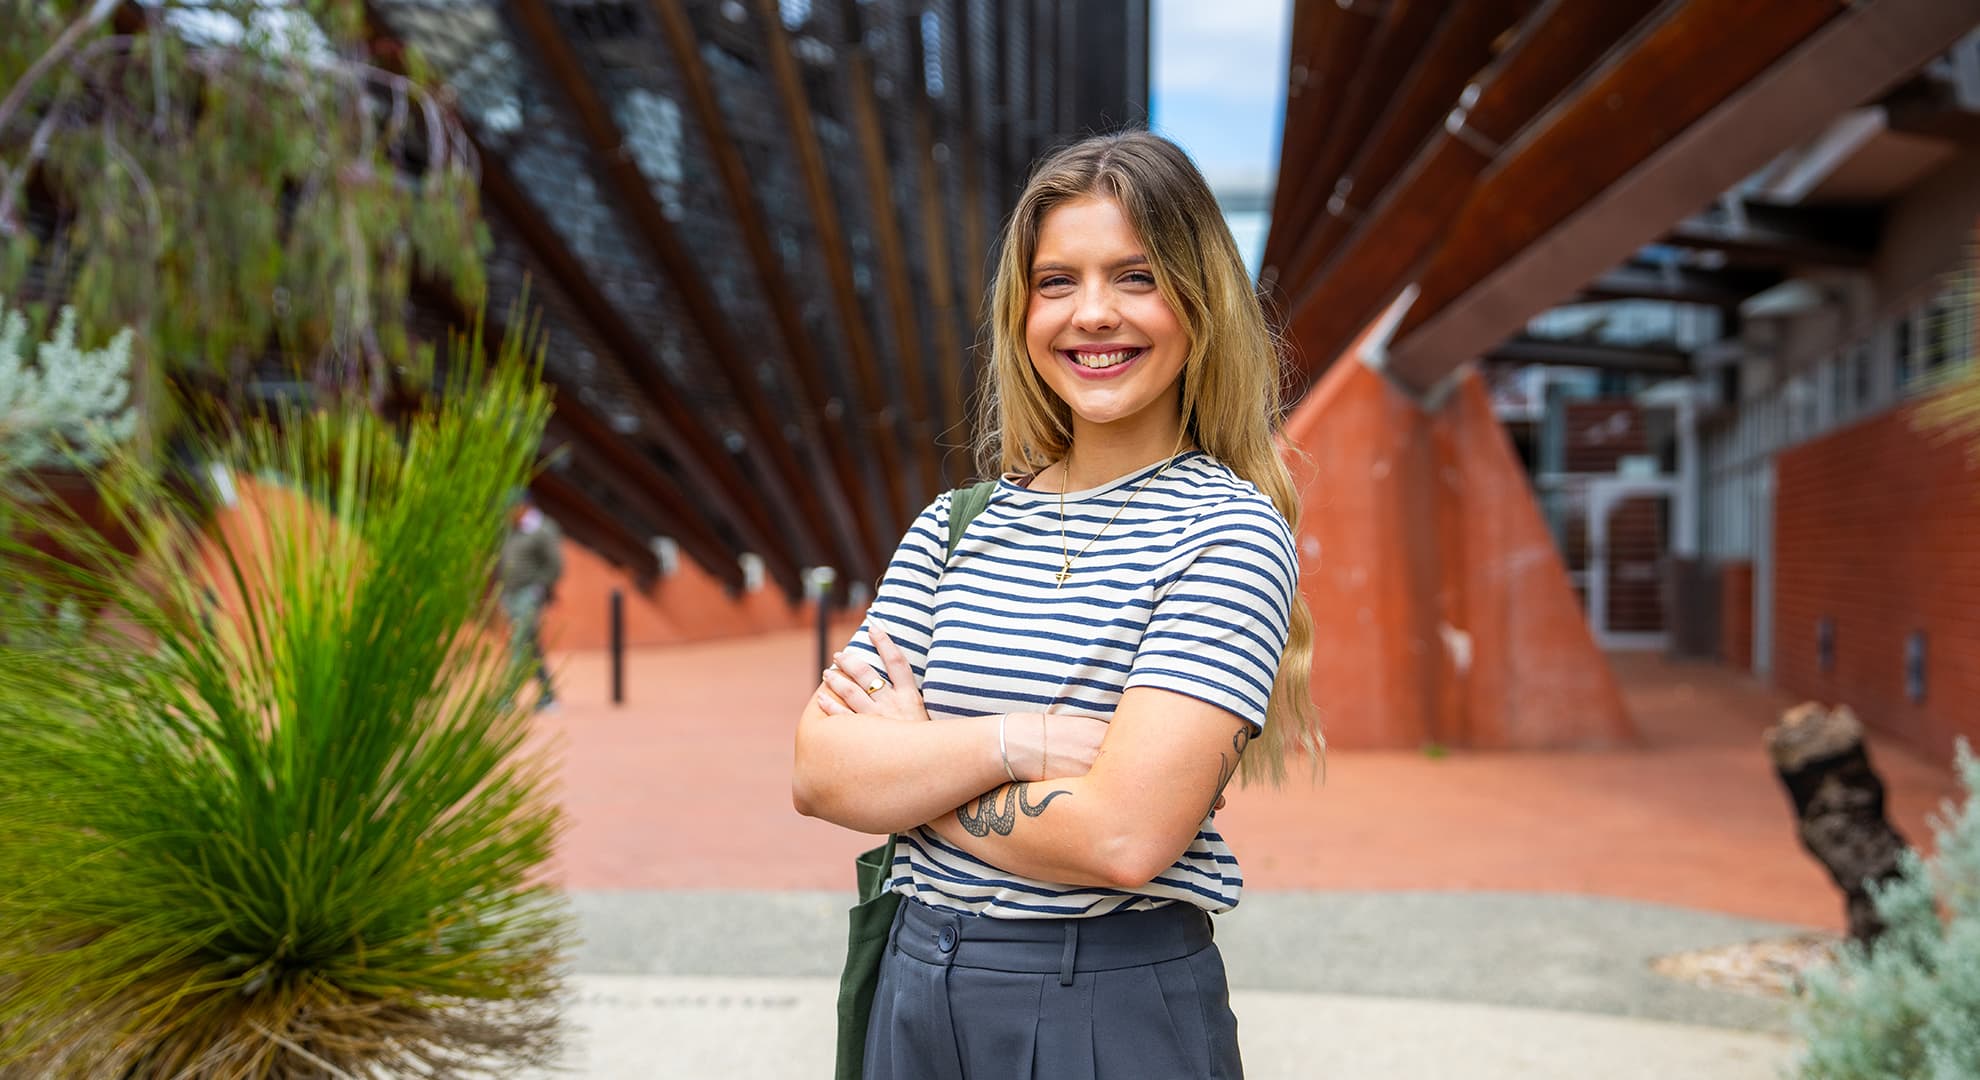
791 130 1321 1079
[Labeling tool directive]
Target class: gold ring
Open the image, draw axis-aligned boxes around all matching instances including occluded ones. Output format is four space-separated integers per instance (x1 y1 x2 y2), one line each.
864 677 887 694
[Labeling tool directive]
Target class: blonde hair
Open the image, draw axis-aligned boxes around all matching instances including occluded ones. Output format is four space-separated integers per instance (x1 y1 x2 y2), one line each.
975 130 1322 785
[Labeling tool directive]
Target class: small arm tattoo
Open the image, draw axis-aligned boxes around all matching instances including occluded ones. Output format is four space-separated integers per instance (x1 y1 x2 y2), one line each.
956 783 1070 836
1205 726 1253 820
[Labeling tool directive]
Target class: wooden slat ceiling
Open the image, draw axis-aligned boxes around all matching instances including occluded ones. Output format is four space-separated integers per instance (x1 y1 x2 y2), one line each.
363 0 1146 600
1267 0 1980 400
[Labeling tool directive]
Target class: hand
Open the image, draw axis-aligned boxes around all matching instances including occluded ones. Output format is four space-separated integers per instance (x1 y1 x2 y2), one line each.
1005 711 1107 781
815 622 930 723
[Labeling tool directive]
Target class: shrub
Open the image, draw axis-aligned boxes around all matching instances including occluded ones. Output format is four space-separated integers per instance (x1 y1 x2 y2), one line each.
1792 740 1980 1080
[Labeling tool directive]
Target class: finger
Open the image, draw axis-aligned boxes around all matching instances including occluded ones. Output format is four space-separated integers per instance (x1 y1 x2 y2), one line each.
816 689 850 715
833 650 891 697
868 624 919 699
822 667 881 711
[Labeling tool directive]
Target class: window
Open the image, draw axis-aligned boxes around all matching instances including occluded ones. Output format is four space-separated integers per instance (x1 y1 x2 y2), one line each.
1926 301 1953 372
1852 344 1870 407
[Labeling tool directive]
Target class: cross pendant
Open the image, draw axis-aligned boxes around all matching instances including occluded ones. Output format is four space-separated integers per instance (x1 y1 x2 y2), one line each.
1054 563 1072 587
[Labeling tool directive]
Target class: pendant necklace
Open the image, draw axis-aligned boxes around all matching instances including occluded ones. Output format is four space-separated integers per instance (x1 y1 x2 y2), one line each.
1055 426 1189 588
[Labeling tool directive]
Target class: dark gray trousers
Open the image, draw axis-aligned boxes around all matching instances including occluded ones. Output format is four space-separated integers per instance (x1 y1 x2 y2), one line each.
863 898 1244 1079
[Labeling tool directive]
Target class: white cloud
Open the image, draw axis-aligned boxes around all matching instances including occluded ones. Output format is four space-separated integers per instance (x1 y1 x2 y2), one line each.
1151 0 1291 103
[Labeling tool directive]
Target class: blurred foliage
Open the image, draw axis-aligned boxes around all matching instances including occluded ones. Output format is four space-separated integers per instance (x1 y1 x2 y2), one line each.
1792 741 1980 1080
0 297 137 473
0 322 569 1077
0 0 487 406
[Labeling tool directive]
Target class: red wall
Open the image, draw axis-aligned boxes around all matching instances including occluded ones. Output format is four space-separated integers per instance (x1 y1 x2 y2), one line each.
539 538 858 652
1720 561 1754 670
1774 395 1980 760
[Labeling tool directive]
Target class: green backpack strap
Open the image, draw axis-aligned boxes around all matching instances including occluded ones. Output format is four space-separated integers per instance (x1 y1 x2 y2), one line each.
945 480 997 563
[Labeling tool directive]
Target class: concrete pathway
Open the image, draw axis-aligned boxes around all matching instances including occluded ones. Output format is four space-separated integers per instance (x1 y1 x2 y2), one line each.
518 637 1962 1077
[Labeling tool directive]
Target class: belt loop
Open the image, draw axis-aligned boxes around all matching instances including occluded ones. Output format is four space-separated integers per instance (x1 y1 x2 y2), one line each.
1059 921 1078 986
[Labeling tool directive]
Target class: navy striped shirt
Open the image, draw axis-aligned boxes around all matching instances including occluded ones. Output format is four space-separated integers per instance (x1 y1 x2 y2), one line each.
840 451 1297 918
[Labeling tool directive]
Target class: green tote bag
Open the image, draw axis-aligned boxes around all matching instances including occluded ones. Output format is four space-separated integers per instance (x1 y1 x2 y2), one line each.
833 479 997 1080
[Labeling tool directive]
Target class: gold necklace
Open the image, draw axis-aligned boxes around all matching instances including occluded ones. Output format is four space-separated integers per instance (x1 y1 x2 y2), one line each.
1054 427 1189 588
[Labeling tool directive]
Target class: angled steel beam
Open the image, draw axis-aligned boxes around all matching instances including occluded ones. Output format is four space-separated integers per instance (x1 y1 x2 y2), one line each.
1661 202 1882 269
1261 1 1359 281
1577 261 1784 307
1276 0 1527 292
1268 0 1454 290
412 277 745 590
906 10 973 482
506 0 824 595
1391 0 1843 346
644 0 883 583
531 468 662 584
1281 0 1667 386
1388 0 1980 391
843 45 943 497
473 141 807 599
749 0 915 529
947 0 989 322
1484 335 1690 376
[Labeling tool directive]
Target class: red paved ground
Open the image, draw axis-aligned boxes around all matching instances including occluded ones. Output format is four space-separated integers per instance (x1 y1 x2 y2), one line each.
537 633 1960 932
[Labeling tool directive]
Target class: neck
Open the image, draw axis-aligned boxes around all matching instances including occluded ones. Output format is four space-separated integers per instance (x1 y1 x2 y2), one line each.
1060 412 1192 492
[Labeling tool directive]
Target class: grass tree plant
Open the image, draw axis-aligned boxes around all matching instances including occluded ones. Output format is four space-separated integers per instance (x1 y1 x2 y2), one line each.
0 325 568 1077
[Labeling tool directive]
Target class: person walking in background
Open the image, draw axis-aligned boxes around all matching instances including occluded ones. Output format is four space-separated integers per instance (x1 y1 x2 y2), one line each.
500 488 563 712
792 130 1322 1079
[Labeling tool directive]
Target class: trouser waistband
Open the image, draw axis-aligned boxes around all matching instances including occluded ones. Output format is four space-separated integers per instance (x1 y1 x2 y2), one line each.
891 896 1213 986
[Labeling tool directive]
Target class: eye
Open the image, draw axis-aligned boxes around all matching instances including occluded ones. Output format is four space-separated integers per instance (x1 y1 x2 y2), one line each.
1121 270 1157 287
1035 274 1074 294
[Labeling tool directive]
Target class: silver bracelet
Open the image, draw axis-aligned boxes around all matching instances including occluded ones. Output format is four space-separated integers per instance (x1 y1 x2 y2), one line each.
998 713 1019 784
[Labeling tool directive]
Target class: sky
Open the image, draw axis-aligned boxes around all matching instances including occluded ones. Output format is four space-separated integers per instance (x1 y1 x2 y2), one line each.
1147 0 1292 274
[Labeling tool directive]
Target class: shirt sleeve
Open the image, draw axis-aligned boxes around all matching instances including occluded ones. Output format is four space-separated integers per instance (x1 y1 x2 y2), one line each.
838 492 951 686
1123 502 1298 731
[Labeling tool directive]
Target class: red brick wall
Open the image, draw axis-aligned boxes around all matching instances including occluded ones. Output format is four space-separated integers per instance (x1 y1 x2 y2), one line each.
1720 561 1754 670
1605 496 1667 633
1774 396 1980 760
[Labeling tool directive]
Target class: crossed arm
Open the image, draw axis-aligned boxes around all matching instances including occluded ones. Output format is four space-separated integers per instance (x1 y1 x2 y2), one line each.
791 624 1251 890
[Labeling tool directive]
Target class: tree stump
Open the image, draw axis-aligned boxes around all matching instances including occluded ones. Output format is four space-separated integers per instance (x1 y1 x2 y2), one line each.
1765 703 1909 947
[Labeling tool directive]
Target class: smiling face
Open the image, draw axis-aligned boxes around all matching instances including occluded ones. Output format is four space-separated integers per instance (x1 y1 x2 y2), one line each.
1024 195 1189 443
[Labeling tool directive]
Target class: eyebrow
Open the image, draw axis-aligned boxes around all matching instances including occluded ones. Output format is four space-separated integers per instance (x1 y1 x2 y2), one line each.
1031 254 1150 274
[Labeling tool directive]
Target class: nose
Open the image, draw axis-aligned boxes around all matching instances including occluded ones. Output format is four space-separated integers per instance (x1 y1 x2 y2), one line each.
1071 281 1120 332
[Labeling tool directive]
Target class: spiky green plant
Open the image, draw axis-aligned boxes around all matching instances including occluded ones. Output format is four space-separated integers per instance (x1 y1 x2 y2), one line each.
0 325 568 1077
1791 740 1980 1080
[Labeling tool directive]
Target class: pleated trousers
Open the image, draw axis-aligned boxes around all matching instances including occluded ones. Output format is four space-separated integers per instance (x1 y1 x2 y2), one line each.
862 896 1243 1079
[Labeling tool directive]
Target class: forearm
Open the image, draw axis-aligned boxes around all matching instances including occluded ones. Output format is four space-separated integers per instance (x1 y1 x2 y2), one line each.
923 775 1192 890
793 710 1015 834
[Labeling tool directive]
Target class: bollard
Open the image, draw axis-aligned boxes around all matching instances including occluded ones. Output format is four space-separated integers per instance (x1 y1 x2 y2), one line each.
807 567 838 678
609 588 624 706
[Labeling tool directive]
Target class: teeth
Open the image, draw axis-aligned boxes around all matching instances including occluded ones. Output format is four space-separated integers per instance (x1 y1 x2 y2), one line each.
1072 349 1137 369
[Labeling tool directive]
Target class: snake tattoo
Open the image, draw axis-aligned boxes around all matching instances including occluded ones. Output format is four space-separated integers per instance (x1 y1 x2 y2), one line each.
956 783 1070 837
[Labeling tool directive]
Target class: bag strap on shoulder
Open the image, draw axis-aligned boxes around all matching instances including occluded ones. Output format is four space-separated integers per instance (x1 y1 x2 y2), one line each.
945 480 997 563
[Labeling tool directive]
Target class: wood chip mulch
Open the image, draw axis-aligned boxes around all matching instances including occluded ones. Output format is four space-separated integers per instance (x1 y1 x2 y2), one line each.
1649 934 1842 997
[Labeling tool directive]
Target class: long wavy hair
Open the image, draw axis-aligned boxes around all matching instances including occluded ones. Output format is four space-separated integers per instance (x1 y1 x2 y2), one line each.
975 130 1322 785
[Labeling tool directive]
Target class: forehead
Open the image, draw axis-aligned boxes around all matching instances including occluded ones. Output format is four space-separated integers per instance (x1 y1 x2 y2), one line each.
1032 196 1143 263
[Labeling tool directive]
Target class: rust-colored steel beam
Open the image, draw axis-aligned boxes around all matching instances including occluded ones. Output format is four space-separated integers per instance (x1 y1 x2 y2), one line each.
413 277 745 588
531 468 662 584
1391 0 1842 344
644 0 883 582
1276 0 1527 293
506 0 821 596
906 5 972 475
947 0 989 324
473 142 806 599
1387 0 1980 390
749 0 915 530
1260 2 1379 285
843 46 943 496
1280 0 1664 386
1269 0 1453 290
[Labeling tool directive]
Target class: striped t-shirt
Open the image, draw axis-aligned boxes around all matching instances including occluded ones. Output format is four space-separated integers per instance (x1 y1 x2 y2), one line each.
839 450 1298 919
